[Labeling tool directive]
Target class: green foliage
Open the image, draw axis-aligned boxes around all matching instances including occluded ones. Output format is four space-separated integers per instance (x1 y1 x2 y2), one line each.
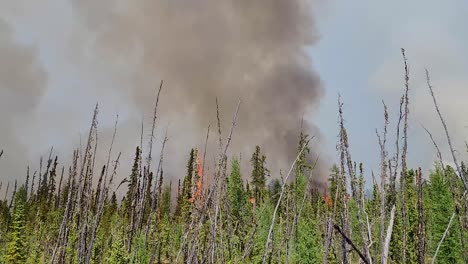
251 146 268 203
4 141 468 264
227 158 247 221
5 186 27 264
294 203 323 263
427 166 463 263
106 233 130 264
123 146 141 218
404 169 418 264
159 185 172 218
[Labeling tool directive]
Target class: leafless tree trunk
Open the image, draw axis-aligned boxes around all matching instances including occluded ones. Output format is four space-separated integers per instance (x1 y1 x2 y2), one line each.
381 205 396 264
377 102 389 264
432 212 455 264
426 70 468 190
337 96 350 264
262 140 310 264
401 48 410 264
51 150 79 264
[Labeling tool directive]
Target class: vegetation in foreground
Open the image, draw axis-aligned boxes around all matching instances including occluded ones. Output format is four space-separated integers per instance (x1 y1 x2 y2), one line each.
1 51 468 263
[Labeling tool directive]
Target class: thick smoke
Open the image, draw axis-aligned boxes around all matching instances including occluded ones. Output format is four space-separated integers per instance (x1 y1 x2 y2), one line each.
0 18 48 184
72 0 326 182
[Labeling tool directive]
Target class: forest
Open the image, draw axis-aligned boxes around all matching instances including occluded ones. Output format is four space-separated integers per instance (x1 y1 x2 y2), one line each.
0 50 467 264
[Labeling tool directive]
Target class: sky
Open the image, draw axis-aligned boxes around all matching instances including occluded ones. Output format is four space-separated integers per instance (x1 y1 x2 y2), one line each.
1 0 468 193
312 0 468 178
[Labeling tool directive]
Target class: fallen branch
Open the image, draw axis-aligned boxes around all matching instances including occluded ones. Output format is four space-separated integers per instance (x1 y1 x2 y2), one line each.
333 224 370 264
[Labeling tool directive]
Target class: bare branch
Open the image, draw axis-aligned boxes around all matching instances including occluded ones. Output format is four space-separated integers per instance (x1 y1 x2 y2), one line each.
262 137 313 264
426 69 468 190
333 224 370 264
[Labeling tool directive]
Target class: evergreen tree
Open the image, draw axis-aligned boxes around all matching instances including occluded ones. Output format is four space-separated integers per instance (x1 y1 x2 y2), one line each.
160 185 172 218
251 146 268 204
404 169 419 264
124 146 141 218
427 166 463 263
294 202 323 263
106 234 130 264
227 158 246 221
268 178 282 207
175 149 196 220
5 186 27 264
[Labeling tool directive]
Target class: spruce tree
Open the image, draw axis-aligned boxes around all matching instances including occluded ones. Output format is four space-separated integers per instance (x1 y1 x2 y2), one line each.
251 146 268 204
106 234 130 264
124 146 141 219
404 169 419 264
160 185 172 218
227 158 246 221
427 166 463 263
5 186 27 264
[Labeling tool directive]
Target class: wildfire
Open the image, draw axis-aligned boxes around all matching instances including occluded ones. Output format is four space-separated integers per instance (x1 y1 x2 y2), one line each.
195 153 203 200
249 197 256 206
324 193 333 207
189 151 203 204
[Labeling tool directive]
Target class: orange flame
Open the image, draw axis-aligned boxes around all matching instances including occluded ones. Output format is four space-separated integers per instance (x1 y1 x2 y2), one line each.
189 152 203 204
195 154 203 200
250 197 256 206
324 193 333 207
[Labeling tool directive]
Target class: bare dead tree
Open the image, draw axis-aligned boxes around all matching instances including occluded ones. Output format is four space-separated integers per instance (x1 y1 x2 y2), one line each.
426 69 468 264
208 99 240 264
261 139 311 264
177 100 239 264
422 125 446 172
401 48 410 264
56 166 65 208
426 69 467 190
51 150 79 264
136 80 164 233
381 205 396 264
145 132 169 245
377 102 389 264
9 180 17 209
84 114 119 264
324 162 342 264
337 96 351 264
178 125 209 263
76 104 99 223
30 170 37 201
390 96 404 209
85 153 121 264
76 104 99 264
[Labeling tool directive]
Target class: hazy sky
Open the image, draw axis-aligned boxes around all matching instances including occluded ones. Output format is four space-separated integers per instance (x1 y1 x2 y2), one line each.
1 0 468 191
313 0 468 177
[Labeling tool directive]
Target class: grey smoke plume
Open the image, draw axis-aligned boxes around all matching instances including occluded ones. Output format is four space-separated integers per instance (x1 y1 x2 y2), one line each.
72 0 326 182
0 18 48 183
0 0 326 192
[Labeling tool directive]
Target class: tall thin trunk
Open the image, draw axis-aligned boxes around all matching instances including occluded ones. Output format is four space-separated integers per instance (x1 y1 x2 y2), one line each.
401 48 410 264
416 168 425 263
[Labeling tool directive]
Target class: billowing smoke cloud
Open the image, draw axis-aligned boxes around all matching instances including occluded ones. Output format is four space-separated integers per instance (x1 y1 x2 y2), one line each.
0 18 48 184
0 0 326 196
71 0 326 181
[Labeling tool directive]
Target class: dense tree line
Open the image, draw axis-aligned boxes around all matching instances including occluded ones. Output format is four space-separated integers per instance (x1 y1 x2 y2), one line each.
1 53 468 263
